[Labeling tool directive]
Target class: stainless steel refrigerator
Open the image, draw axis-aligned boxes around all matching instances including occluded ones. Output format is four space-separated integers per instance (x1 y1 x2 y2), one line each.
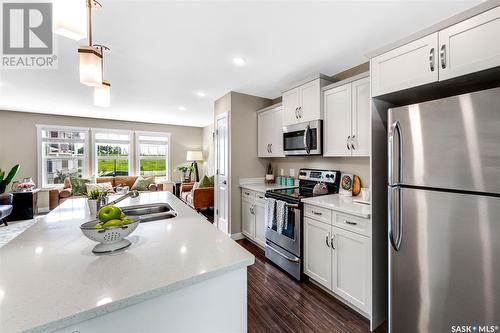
388 87 500 333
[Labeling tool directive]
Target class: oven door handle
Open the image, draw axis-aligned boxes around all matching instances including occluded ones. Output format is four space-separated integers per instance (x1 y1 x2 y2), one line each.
303 125 311 154
267 244 300 263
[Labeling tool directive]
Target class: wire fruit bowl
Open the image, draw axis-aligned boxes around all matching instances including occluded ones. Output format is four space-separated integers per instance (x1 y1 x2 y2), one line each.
80 216 140 254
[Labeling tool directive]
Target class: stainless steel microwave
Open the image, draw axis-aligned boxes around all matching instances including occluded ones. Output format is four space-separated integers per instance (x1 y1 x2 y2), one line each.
283 120 322 156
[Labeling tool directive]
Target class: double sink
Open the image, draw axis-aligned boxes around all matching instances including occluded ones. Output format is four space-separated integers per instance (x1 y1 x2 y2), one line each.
121 203 177 223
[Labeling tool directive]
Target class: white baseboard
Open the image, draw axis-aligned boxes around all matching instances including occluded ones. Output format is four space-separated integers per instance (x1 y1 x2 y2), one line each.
230 233 244 241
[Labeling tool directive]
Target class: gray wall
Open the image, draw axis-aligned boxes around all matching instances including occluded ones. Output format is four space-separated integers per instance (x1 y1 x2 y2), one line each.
0 110 203 186
229 92 272 234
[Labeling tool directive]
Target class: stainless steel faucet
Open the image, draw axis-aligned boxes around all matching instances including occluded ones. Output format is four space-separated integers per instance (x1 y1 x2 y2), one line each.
96 190 140 215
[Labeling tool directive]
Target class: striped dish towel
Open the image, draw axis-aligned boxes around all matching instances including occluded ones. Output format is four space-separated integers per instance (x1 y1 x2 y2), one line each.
276 200 288 235
265 198 276 229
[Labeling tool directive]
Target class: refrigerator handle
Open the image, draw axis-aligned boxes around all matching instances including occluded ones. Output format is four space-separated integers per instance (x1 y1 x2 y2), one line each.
388 120 403 185
388 186 403 252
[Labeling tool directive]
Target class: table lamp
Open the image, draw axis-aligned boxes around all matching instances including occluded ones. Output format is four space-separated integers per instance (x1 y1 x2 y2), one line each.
186 151 203 182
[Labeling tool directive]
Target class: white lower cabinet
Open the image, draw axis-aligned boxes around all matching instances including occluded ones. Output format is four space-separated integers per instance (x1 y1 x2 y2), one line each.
304 217 332 289
304 204 372 316
241 190 266 248
332 226 371 314
241 197 255 238
254 195 266 248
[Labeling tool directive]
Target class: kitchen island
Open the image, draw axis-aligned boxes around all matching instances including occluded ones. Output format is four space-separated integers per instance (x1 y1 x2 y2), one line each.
0 191 254 333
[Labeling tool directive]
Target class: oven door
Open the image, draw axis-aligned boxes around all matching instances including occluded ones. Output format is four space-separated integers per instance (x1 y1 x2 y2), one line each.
265 200 302 257
283 120 322 156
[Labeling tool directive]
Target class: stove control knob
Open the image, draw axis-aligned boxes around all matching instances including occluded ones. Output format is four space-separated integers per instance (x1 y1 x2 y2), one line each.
325 174 330 178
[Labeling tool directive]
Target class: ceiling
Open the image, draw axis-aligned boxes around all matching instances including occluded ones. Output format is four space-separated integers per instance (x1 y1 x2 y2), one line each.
0 0 481 127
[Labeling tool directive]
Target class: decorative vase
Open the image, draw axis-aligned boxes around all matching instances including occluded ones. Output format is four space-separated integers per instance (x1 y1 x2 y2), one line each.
88 199 98 216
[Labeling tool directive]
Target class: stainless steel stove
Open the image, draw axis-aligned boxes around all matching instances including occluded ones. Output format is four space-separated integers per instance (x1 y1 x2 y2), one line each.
264 169 340 280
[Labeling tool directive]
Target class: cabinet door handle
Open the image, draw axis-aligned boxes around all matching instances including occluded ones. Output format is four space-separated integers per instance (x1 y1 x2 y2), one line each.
244 192 250 196
330 234 336 250
270 143 272 153
344 220 358 226
295 107 299 119
312 210 322 216
299 106 302 118
347 136 351 150
325 232 331 248
351 135 356 150
440 44 447 69
429 47 435 72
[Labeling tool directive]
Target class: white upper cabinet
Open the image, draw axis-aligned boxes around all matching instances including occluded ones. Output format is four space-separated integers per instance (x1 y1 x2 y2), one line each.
324 76 370 157
257 106 284 158
371 5 500 96
283 88 301 126
351 77 371 156
332 226 371 314
299 79 321 123
439 6 500 81
282 77 333 126
371 33 439 97
324 84 352 157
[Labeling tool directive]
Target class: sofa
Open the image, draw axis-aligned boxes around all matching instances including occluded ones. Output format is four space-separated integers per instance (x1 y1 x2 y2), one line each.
0 193 14 226
180 182 214 211
49 176 173 210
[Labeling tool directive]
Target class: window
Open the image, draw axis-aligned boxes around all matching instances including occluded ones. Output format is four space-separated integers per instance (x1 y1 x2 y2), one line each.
136 132 170 180
37 125 89 187
93 130 132 177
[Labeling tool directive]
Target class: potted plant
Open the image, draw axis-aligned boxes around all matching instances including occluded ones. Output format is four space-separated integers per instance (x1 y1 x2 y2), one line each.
87 188 102 216
176 164 195 183
0 165 20 194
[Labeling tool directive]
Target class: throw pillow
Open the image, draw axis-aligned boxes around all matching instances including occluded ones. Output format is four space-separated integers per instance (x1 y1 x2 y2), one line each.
70 176 91 196
131 177 155 191
199 176 213 188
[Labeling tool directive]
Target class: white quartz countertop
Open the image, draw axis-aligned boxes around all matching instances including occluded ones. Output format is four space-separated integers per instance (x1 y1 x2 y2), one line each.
239 183 297 193
0 192 254 333
302 194 372 219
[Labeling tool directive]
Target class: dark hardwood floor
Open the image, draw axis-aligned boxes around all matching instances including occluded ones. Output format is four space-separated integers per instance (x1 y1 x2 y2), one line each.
237 239 387 333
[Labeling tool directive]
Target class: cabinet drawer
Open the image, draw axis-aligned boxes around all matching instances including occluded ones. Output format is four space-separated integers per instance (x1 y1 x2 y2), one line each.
334 213 371 237
241 189 256 199
304 205 332 224
255 192 266 202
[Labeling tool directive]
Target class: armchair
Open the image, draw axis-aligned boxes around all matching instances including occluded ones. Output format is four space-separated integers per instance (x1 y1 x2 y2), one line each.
0 193 14 226
180 182 214 211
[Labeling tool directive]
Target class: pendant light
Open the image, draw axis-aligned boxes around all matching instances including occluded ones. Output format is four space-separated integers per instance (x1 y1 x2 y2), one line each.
94 45 111 107
78 0 102 86
53 0 88 40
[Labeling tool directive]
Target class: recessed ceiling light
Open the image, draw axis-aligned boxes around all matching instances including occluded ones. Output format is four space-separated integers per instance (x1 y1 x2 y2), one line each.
178 106 186 111
233 57 246 66
197 91 206 97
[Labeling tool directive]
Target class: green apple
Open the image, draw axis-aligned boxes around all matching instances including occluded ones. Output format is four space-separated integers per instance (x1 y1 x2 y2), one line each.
102 219 124 228
98 205 123 223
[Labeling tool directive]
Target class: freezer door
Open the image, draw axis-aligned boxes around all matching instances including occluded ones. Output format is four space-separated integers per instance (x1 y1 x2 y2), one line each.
389 187 500 333
388 86 500 193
